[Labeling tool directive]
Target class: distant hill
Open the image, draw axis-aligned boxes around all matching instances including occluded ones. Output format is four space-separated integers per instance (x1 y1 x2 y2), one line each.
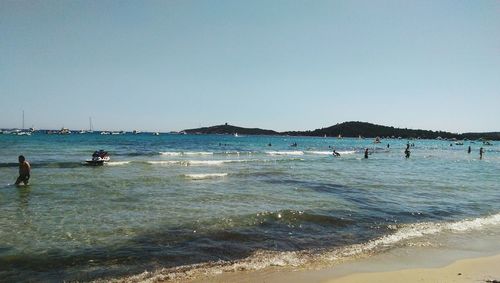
183 121 499 140
461 132 500 141
183 124 279 135
284 121 462 139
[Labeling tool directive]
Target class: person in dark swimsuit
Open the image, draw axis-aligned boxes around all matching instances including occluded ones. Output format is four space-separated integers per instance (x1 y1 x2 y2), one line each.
15 155 31 185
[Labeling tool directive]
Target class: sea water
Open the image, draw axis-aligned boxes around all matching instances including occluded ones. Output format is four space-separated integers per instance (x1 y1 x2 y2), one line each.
0 133 499 281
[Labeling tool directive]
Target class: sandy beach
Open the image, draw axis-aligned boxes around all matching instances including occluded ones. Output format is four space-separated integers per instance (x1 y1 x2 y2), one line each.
188 253 500 283
328 254 500 283
189 231 500 283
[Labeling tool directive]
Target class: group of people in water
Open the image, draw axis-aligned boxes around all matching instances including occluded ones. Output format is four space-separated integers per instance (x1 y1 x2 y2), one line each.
11 141 489 186
332 142 485 160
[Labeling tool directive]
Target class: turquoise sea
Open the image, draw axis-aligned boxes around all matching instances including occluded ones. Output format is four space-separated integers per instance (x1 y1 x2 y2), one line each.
0 133 499 282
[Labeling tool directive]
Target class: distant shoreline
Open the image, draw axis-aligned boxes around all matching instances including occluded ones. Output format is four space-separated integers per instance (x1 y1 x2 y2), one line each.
2 121 499 140
183 121 500 141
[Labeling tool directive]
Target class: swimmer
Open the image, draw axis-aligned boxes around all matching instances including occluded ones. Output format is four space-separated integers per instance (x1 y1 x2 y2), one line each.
15 155 31 186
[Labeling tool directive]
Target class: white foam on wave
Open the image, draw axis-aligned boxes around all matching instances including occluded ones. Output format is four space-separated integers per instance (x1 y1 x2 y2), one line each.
147 161 181 165
160 151 213 156
159 152 182 156
266 151 304 156
118 212 500 282
306 150 356 155
307 151 333 155
188 160 226 166
184 151 213 155
184 173 228 180
147 160 232 166
324 212 500 260
105 161 131 166
337 150 356 155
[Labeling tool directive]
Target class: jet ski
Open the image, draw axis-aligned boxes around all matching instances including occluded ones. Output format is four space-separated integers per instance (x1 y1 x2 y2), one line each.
85 150 110 166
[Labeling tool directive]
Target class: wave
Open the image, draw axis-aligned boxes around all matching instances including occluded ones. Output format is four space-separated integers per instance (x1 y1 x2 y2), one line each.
266 151 304 156
159 151 214 156
147 160 228 166
0 161 83 169
147 158 303 167
184 151 214 155
159 152 183 156
306 151 332 155
160 151 255 156
105 161 131 166
115 212 500 282
0 162 18 168
304 150 357 155
184 173 228 180
338 150 356 155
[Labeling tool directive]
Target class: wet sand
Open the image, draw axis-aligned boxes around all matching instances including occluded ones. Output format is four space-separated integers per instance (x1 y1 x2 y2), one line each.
327 253 500 283
186 253 500 283
188 235 500 283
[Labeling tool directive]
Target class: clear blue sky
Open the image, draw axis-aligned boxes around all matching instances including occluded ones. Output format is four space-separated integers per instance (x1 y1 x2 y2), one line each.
1 0 499 133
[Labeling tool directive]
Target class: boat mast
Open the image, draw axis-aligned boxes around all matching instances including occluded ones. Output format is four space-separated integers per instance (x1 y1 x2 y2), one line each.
89 117 93 131
22 110 25 129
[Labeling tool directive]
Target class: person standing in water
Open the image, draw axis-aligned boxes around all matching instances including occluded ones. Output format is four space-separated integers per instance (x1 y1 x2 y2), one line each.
15 155 31 186
468 146 471 154
364 148 369 159
480 147 484 159
404 144 411 158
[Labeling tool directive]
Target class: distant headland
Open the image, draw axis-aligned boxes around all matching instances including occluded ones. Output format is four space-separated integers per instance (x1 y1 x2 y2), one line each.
183 121 500 140
1 121 498 140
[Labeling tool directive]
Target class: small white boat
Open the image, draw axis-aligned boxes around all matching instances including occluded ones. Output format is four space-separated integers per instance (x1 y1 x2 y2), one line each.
153 132 160 136
234 133 239 137
59 128 71 135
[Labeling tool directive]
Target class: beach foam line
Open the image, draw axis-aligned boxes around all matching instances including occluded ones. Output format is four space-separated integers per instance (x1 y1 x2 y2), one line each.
266 151 304 156
114 212 500 282
323 212 500 260
184 173 228 180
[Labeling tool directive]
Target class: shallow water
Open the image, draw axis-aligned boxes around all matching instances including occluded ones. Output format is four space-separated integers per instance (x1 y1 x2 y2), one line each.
0 133 499 281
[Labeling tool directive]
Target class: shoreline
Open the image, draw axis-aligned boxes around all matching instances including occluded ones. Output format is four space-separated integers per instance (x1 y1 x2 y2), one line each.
187 253 500 283
185 228 500 283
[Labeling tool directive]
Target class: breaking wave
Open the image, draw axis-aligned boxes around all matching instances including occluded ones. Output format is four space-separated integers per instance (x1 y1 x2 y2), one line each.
184 173 228 180
266 151 304 156
105 161 131 166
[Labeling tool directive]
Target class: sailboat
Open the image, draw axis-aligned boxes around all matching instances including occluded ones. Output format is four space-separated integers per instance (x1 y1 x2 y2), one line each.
88 117 94 133
17 110 32 136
